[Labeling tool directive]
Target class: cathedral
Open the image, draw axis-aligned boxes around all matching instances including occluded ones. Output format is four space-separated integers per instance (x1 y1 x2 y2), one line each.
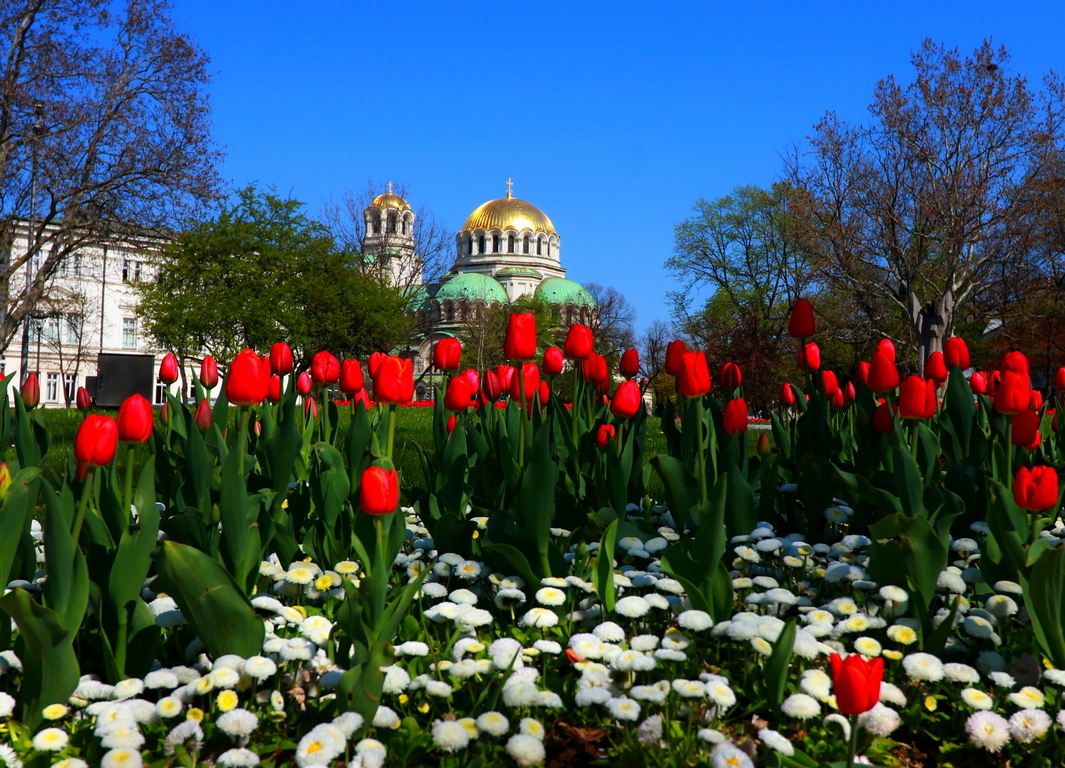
363 183 598 393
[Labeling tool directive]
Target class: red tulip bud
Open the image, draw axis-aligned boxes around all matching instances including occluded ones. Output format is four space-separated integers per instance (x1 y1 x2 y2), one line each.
268 374 282 403
1056 367 1065 393
117 394 154 444
74 414 118 468
722 397 748 435
20 372 39 409
898 375 936 419
830 653 883 716
969 371 988 395
595 423 616 449
993 371 1031 415
538 380 550 405
798 342 820 372
944 337 970 371
508 362 540 401
1014 466 1058 511
582 353 609 387
677 351 712 398
756 432 771 455
876 338 896 363
270 342 294 375
563 324 594 361
200 356 218 389
311 351 340 385
781 383 797 408
924 352 948 386
1012 409 1042 449
159 352 179 385
374 356 415 404
340 359 365 395
446 414 457 434
305 397 318 419
195 399 212 433
719 362 742 390
482 369 502 401
296 371 312 396
359 465 399 515
872 402 897 433
867 350 899 393
610 380 642 419
433 338 462 372
503 312 537 361
664 340 686 376
821 369 839 398
619 348 640 379
788 298 815 338
999 350 1030 377
856 360 870 386
542 346 564 376
225 349 270 407
843 382 856 403
76 386 92 412
444 376 473 412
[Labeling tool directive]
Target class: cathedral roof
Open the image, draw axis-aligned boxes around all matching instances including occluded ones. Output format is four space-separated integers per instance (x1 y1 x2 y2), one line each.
460 189 556 235
369 192 411 212
535 277 596 307
435 272 508 304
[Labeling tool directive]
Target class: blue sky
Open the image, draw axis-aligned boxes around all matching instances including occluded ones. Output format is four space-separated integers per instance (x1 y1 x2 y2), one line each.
168 1 1065 334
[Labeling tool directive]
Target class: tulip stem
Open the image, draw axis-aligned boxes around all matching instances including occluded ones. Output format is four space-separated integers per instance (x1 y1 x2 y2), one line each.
237 406 251 476
386 404 396 461
695 397 707 504
71 467 95 544
846 714 860 767
123 445 135 527
1005 421 1013 489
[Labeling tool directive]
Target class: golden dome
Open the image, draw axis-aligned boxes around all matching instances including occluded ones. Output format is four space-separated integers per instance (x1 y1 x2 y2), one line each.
369 192 411 212
460 190 556 235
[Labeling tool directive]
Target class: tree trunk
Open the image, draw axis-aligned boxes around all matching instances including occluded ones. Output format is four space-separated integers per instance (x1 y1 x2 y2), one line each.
911 289 954 376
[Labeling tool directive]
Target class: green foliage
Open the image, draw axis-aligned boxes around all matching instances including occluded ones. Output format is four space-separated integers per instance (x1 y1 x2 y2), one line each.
137 186 412 365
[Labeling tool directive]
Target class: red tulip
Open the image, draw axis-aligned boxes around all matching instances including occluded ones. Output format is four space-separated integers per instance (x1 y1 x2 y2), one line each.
444 376 473 412
304 397 318 419
856 361 870 386
296 371 312 396
619 348 640 379
719 362 742 390
830 388 845 408
610 380 642 418
788 298 815 338
1056 367 1065 393
117 394 154 444
433 338 462 372
820 369 839 398
269 343 293 375
781 383 797 408
843 381 856 404
898 376 936 419
367 351 387 379
830 653 883 716
867 350 899 393
582 353 609 387
194 399 212 433
664 340 687 376
1031 390 1044 411
20 372 39 409
999 350 1030 377
722 398 748 435
538 381 550 405
924 352 948 386
756 432 771 455
798 342 821 372
994 371 1031 415
509 362 540 401
458 368 480 394
359 465 399 515
226 349 270 407
340 359 365 395
159 352 179 385
159 401 170 426
311 351 340 385
446 414 457 434
677 351 711 398
1012 409 1042 449
542 346 564 376
876 338 896 363
1014 466 1058 511
944 337 970 371
374 356 415 404
872 402 897 433
199 356 218 389
495 365 515 395
564 324 594 361
76 386 92 412
74 414 118 468
504 312 537 361
970 371 988 395
595 423 616 449
482 369 502 401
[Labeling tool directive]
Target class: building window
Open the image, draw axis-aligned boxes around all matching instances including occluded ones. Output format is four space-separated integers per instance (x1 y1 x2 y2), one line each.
66 314 81 345
508 235 516 253
64 373 75 403
492 235 501 252
46 316 60 344
523 236 530 254
122 317 137 349
478 235 485 254
46 372 59 402
387 212 397 233
155 380 167 405
536 238 543 256
122 259 142 283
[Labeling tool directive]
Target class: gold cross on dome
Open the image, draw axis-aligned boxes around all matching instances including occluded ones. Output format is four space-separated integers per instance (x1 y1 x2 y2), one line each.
506 178 514 198
387 181 394 195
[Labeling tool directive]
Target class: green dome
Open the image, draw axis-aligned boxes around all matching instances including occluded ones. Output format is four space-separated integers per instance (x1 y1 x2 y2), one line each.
435 272 508 304
535 277 596 307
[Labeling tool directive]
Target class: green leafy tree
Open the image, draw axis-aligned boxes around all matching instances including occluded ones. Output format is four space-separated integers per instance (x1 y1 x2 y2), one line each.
137 186 411 374
458 294 564 373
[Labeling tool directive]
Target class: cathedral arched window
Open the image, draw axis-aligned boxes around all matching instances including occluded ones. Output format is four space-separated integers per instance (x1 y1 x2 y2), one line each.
372 212 382 234
536 237 542 256
387 212 397 233
508 235 516 253
523 235 530 254
478 235 486 254
492 234 501 252
467 235 474 255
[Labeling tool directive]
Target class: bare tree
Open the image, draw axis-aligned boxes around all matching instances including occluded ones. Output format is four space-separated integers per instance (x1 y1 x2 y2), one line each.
34 281 96 404
584 282 636 358
321 181 454 291
787 39 1065 372
0 0 221 358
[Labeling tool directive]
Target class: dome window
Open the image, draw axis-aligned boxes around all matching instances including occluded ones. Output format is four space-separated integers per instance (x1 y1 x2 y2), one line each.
387 212 397 233
523 235 530 254
492 234 501 252
508 234 516 253
372 211 382 234
478 235 486 254
536 237 543 255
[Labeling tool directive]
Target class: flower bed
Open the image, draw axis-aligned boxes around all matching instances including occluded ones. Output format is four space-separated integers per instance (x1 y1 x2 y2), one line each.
1 321 1064 767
